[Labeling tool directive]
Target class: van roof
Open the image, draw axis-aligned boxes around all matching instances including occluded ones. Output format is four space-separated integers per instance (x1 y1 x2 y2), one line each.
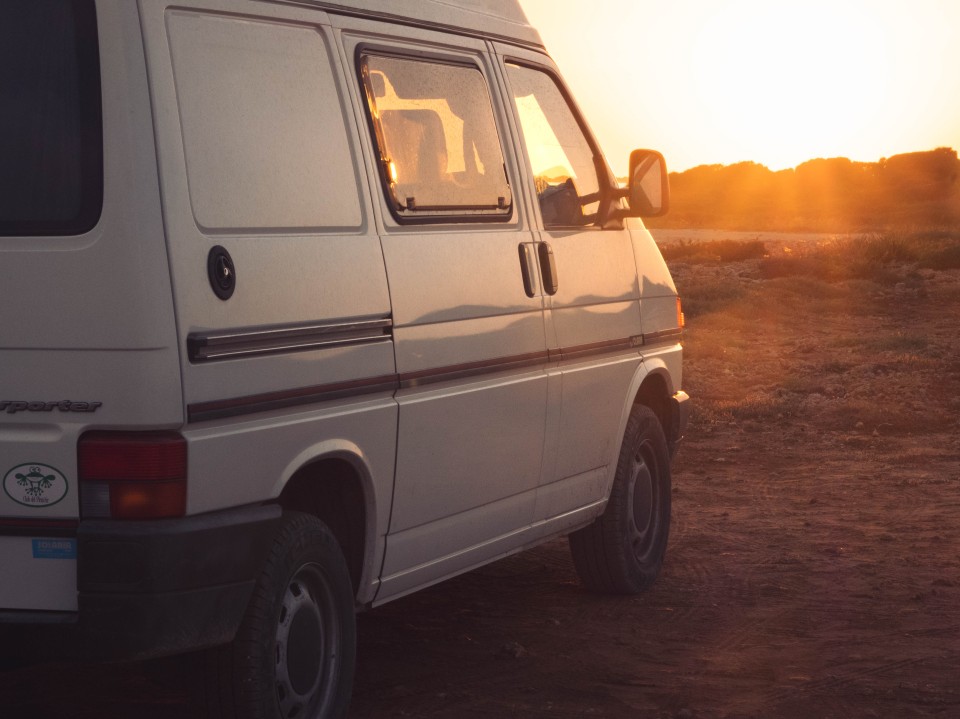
313 0 544 48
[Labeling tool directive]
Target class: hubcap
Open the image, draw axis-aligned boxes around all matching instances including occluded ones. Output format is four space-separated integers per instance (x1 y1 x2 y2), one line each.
274 564 340 718
627 439 659 559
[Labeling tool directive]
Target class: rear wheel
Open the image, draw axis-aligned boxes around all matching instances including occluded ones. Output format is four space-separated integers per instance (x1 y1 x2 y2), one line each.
205 512 356 719
569 404 672 594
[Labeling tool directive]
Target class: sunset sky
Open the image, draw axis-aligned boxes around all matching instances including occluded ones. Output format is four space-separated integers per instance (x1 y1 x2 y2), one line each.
518 0 960 174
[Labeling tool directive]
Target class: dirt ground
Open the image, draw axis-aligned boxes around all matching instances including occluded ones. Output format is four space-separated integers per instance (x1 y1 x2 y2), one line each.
4 235 960 718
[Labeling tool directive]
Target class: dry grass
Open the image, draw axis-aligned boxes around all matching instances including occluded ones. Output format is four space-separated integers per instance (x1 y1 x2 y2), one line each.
659 238 767 263
666 232 960 437
758 229 960 281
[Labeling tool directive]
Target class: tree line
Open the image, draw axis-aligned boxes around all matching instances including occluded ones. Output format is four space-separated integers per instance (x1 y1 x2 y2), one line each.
643 147 960 231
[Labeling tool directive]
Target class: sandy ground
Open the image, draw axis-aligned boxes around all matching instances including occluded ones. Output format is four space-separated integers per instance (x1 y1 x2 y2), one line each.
3 237 960 718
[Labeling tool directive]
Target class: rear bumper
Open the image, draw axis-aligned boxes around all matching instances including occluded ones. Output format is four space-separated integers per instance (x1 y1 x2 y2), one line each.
0 504 281 661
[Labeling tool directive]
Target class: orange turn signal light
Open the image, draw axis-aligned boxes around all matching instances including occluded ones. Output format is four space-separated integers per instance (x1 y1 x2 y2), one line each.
78 431 187 519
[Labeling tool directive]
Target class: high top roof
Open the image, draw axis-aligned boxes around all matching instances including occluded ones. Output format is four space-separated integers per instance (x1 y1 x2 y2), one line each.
310 0 543 48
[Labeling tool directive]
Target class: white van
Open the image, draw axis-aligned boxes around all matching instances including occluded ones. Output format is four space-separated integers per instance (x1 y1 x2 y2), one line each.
0 0 688 715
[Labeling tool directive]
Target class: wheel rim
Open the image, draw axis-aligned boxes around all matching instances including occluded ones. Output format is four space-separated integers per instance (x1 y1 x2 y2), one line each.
274 563 341 718
627 438 661 560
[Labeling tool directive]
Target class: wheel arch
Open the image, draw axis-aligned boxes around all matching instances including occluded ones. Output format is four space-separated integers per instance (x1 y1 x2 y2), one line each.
601 359 677 498
274 442 382 606
633 362 677 446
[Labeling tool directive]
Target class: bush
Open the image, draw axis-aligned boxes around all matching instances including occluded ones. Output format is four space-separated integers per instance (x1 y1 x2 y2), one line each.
680 280 747 318
758 230 960 282
860 232 919 265
660 239 766 263
919 243 960 270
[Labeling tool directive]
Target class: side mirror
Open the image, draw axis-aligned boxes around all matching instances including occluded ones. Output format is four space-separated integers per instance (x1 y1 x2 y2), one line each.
626 149 669 217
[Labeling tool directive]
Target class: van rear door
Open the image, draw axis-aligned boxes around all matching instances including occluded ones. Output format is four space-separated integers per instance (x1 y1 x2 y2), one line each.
0 1 182 611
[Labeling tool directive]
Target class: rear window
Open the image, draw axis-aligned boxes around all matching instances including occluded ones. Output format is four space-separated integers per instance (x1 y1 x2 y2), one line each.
0 0 102 237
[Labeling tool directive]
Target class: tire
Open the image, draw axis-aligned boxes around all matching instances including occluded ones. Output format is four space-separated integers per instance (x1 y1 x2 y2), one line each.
204 512 356 719
569 404 672 594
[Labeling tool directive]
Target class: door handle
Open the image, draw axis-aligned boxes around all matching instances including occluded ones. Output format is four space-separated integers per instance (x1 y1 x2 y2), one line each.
537 241 558 295
518 243 536 298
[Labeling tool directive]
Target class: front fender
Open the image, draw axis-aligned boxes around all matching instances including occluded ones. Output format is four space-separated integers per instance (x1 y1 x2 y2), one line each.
601 355 682 501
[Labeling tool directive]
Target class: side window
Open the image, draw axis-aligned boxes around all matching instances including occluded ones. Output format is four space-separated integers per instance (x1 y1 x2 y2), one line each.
505 63 601 228
167 12 361 232
359 53 512 222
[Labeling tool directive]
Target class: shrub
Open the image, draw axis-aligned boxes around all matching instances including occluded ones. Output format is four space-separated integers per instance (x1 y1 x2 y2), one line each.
859 232 919 264
919 244 960 270
758 230 960 283
680 280 747 318
660 239 766 263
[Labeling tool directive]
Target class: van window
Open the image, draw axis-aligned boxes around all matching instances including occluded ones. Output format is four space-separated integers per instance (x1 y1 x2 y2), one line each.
360 54 512 221
0 0 102 237
505 63 601 228
167 12 362 232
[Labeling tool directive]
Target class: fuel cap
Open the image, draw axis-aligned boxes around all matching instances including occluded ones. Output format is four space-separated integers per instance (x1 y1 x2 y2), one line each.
207 245 236 300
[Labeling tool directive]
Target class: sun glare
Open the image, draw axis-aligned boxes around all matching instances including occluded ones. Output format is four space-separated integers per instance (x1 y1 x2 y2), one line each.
690 1 890 169
519 0 960 174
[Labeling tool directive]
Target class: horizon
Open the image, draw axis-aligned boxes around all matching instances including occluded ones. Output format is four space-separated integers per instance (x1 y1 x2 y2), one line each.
654 145 959 177
518 0 960 175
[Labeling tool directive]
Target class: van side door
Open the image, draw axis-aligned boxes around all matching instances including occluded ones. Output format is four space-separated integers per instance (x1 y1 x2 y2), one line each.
138 0 399 544
334 20 550 600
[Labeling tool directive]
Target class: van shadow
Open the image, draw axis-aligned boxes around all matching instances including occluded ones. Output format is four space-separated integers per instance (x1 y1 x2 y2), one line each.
0 539 600 719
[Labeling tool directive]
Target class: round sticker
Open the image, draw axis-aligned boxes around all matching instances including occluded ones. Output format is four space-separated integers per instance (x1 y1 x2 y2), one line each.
3 463 69 508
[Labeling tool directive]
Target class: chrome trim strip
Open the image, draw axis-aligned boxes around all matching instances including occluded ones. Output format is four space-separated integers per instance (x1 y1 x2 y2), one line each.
558 337 636 361
398 350 550 389
188 374 399 423
642 328 684 345
188 318 392 362
186 335 650 422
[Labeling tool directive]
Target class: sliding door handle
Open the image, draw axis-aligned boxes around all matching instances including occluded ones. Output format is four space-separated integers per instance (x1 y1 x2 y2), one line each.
518 243 537 298
537 241 558 295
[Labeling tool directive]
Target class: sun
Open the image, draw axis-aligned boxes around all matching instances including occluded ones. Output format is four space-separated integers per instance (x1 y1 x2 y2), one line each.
688 0 891 169
520 0 960 173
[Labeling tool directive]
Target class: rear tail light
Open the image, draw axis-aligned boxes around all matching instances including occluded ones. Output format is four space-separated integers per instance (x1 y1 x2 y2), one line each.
677 296 685 329
78 431 187 519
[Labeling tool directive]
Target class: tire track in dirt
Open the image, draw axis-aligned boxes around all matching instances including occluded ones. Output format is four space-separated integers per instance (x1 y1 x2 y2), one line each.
760 619 960 713
764 652 960 717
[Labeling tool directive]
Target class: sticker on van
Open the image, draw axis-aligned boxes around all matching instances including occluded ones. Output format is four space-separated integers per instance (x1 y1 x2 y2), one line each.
3 464 69 508
32 539 78 560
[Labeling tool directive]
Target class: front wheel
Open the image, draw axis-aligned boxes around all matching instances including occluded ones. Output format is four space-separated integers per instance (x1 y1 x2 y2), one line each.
205 512 356 719
569 404 672 594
